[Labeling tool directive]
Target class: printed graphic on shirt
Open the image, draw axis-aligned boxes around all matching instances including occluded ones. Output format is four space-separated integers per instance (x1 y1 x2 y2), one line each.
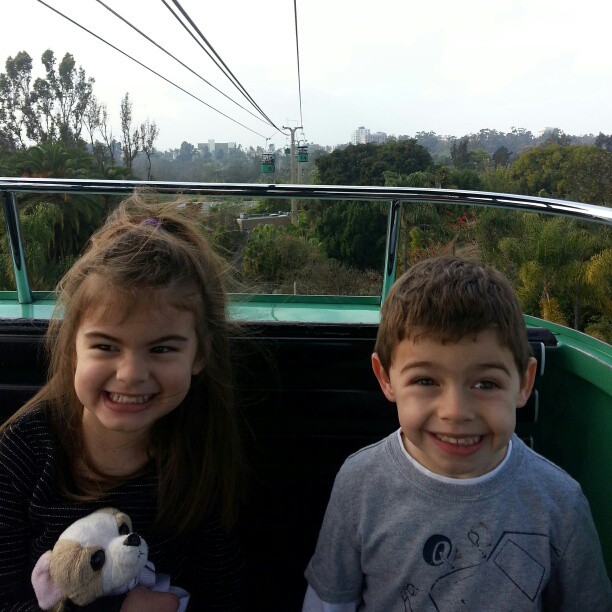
401 525 556 611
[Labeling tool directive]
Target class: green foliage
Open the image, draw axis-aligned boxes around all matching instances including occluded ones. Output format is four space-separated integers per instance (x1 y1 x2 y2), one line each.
3 141 94 178
242 224 315 283
594 133 612 153
315 202 387 270
316 140 432 186
0 50 93 149
240 222 381 295
0 202 75 290
249 198 291 214
510 145 612 205
450 137 470 169
475 211 611 337
492 146 512 166
277 257 381 296
480 165 518 194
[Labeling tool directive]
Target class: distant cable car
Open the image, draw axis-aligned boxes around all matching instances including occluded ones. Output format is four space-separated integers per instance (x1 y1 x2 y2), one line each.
261 153 275 173
297 145 308 163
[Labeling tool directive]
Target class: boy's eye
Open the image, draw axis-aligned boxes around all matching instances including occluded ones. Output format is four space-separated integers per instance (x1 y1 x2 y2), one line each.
413 378 435 386
474 380 499 390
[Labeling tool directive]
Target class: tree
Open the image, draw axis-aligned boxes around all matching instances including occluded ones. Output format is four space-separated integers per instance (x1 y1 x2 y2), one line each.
450 137 470 169
492 146 512 167
36 50 94 144
0 51 37 149
315 139 432 186
0 50 95 149
594 132 612 153
315 202 388 270
176 141 197 164
543 128 572 146
510 145 612 205
139 118 159 180
120 93 139 172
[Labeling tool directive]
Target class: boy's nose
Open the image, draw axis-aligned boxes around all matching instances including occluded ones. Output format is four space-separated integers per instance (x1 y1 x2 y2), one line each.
116 353 148 383
437 387 473 421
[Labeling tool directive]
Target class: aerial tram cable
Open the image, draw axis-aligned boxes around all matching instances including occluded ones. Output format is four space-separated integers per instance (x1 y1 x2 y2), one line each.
165 0 281 132
160 0 282 133
94 0 273 128
35 0 269 138
293 0 304 130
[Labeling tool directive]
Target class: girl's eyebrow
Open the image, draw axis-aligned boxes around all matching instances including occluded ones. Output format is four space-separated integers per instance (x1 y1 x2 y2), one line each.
83 332 189 344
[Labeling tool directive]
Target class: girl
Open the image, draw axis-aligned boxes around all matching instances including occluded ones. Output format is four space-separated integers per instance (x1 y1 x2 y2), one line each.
0 194 244 610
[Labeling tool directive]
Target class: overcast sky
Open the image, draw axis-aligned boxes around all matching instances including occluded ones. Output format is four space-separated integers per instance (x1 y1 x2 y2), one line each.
3 0 611 150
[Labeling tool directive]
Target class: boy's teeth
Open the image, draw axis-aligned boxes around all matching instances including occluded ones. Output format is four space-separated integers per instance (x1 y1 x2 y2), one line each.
108 393 153 404
435 434 481 446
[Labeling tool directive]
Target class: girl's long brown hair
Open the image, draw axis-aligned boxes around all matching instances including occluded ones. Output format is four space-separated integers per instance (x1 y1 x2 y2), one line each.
1 193 243 533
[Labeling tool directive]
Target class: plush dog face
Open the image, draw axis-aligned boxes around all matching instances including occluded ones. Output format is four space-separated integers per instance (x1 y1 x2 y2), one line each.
32 508 148 608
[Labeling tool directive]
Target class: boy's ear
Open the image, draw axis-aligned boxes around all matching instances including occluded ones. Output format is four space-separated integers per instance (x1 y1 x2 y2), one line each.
516 357 538 408
372 353 396 403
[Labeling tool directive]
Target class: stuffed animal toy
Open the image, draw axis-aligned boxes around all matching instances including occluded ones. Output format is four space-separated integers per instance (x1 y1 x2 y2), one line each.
31 507 189 610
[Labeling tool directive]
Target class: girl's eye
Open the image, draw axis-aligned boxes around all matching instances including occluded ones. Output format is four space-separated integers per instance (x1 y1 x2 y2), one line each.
151 346 175 354
474 380 499 390
93 344 114 352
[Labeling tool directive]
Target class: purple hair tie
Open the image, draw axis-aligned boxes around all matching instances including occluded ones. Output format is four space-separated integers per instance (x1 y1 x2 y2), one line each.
141 218 161 228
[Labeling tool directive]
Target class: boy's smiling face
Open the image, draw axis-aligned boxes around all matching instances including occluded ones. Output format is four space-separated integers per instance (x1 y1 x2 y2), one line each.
372 328 537 479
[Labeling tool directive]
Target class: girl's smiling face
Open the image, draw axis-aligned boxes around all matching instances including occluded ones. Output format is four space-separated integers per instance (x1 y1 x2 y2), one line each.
372 328 537 479
74 291 203 449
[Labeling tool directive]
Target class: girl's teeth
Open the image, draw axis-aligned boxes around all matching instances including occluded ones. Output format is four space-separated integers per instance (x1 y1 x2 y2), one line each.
108 393 153 404
435 434 481 446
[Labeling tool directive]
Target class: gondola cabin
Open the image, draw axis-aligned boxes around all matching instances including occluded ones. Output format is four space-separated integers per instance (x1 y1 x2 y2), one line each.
0 179 610 608
261 153 275 173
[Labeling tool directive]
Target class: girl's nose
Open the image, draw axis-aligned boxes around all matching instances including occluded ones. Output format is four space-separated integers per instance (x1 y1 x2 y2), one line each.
437 386 473 422
116 353 148 383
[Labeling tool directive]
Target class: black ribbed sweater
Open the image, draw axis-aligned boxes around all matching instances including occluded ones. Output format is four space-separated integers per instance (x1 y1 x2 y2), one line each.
0 407 244 611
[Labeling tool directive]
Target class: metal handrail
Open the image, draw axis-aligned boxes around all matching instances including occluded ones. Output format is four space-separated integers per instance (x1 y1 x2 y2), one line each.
0 177 611 224
1 178 610 306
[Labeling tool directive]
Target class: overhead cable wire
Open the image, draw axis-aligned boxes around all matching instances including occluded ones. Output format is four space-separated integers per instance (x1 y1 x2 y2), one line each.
95 0 272 128
35 0 269 138
161 0 282 133
293 0 304 129
165 0 278 130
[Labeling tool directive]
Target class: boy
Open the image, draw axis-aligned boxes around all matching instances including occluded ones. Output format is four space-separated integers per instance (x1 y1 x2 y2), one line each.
304 256 611 611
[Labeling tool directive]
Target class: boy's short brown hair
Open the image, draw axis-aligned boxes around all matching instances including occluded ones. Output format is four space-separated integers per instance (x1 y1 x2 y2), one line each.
375 256 532 374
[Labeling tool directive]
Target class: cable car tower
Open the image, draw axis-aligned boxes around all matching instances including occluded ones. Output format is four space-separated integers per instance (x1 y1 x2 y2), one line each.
282 124 303 221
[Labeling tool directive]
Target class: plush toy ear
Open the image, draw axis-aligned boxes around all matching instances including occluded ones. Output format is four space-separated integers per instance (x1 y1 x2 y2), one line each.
32 551 65 609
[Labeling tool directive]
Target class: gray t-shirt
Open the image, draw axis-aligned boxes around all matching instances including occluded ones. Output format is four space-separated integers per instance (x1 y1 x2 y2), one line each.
305 433 611 611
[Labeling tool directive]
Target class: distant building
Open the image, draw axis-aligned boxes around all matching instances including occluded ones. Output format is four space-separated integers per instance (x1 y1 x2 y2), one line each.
370 131 388 145
351 127 387 145
202 139 237 159
236 212 292 233
351 126 371 145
